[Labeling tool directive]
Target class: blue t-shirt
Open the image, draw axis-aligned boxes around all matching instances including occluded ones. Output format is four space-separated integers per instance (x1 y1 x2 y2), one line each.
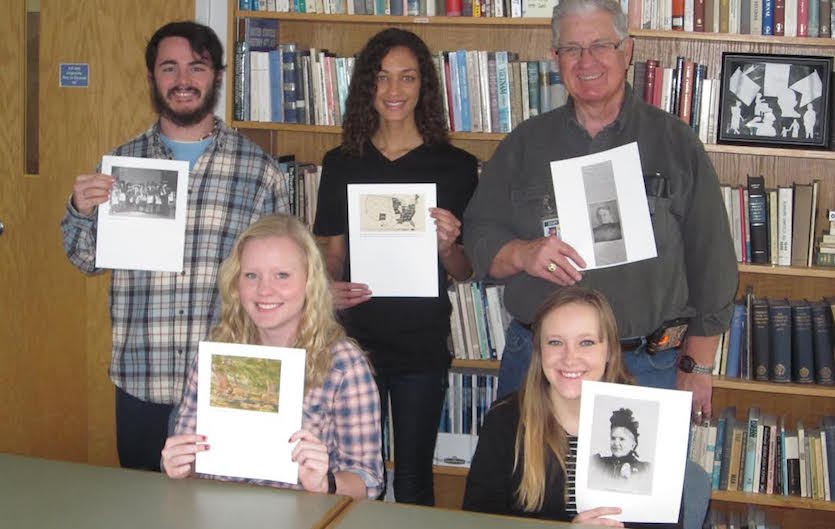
160 135 211 171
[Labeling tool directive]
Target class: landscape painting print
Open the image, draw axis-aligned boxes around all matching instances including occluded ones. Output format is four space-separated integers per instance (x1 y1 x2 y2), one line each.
359 193 426 233
718 53 832 149
210 355 281 413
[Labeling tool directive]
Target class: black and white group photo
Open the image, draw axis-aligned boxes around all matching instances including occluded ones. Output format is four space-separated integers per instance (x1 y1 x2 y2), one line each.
109 166 178 219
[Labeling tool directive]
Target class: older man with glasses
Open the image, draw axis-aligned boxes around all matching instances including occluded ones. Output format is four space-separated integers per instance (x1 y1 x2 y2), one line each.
463 1 735 523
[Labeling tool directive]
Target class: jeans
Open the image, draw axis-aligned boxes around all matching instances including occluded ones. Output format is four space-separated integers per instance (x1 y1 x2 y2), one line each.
496 319 533 399
115 386 174 471
376 370 447 506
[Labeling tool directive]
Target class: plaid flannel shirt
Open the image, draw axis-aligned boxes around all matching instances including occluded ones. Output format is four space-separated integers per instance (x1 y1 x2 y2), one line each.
173 339 384 498
61 120 290 404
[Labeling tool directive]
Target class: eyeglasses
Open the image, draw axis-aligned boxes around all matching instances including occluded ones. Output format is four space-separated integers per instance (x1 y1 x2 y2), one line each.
555 38 627 60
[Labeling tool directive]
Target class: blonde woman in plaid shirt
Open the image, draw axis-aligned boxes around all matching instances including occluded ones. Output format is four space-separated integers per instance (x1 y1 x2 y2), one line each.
161 215 383 499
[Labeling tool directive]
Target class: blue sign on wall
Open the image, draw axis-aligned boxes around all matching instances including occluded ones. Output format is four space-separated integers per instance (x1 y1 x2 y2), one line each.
59 63 89 88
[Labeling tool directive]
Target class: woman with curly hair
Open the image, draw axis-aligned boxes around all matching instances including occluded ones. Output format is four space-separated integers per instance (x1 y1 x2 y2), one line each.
161 214 384 500
313 28 478 505
463 287 682 528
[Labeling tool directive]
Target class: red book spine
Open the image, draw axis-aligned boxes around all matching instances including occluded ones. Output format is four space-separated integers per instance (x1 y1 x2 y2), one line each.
774 0 786 34
672 0 685 29
628 0 643 29
797 0 809 35
644 60 659 105
446 0 462 16
694 0 706 30
653 67 663 108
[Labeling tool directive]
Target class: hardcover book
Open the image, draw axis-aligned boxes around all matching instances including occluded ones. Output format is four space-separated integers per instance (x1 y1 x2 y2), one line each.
768 298 792 382
791 300 815 384
810 301 835 384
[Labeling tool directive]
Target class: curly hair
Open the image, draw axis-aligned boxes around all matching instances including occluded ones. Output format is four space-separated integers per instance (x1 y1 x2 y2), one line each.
211 214 350 391
513 287 632 512
146 21 225 73
341 28 448 156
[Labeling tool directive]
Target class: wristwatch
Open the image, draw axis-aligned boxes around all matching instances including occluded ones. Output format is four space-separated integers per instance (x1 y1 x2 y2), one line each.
678 354 713 374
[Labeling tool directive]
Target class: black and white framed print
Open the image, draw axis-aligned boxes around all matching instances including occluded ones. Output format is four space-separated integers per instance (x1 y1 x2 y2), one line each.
718 53 832 149
575 381 692 524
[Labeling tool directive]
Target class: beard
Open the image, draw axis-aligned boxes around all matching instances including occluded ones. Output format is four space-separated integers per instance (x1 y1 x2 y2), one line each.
150 77 219 127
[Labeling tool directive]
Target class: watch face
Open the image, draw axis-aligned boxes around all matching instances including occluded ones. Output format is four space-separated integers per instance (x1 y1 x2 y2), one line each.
679 355 695 373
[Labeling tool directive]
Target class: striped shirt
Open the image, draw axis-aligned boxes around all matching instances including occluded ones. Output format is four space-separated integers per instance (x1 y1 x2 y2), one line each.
173 339 384 498
566 436 578 516
61 120 289 404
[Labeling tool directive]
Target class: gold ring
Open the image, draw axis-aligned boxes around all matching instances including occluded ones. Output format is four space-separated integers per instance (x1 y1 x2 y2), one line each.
547 262 557 273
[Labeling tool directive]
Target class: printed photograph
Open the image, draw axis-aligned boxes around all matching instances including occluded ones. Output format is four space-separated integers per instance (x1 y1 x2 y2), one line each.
718 53 832 148
587 395 659 495
209 355 281 413
109 165 178 219
359 193 426 232
582 160 626 266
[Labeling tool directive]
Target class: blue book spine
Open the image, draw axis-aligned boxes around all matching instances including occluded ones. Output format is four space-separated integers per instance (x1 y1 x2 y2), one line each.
268 50 283 123
390 0 404 15
809 0 820 36
462 375 472 434
712 415 727 490
496 51 511 133
811 301 835 385
791 301 815 383
768 299 792 382
726 303 746 378
456 50 471 132
281 48 298 124
448 52 462 133
762 0 774 33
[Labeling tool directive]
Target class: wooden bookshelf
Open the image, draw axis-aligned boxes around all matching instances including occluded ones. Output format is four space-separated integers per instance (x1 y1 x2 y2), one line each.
228 3 835 524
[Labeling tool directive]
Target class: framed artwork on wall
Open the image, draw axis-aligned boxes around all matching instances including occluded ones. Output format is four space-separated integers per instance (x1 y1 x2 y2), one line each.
717 53 832 149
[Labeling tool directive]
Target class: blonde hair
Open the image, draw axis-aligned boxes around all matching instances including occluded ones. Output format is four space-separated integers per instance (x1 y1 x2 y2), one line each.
211 214 347 390
513 286 632 512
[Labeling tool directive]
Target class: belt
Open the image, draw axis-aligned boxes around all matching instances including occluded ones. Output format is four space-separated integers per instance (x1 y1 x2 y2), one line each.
517 320 646 352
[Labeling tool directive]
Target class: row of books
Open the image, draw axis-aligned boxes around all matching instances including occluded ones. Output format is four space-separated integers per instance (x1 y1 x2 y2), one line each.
239 0 561 18
721 176 827 267
628 0 835 37
448 282 512 361
705 507 781 529
438 51 567 133
713 290 835 384
440 372 498 435
273 156 321 225
630 57 720 145
383 373 499 465
689 407 835 501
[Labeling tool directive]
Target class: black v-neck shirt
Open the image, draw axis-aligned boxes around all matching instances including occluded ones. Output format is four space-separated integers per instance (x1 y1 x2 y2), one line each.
313 141 478 373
